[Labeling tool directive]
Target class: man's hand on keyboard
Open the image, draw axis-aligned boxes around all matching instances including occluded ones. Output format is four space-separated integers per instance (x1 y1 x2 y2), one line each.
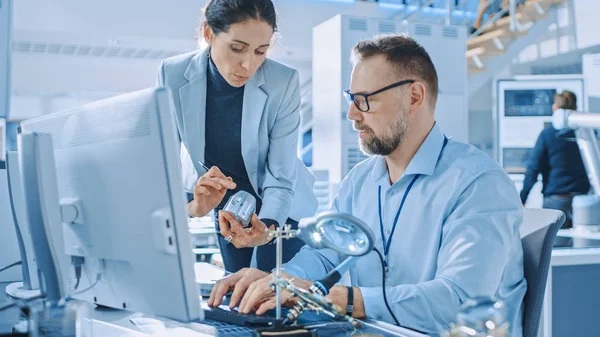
238 271 312 315
208 268 269 308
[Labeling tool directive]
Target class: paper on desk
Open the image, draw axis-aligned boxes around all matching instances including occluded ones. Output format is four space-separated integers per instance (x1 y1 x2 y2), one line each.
195 262 227 284
130 317 216 337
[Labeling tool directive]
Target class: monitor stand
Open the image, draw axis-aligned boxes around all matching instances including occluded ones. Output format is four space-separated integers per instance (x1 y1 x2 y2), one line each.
5 281 42 300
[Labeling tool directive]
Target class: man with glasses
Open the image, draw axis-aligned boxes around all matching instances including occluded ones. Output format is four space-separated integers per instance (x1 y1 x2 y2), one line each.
208 34 526 337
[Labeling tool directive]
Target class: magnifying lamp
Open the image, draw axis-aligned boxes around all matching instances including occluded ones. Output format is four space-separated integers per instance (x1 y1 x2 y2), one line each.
268 211 375 322
296 211 374 256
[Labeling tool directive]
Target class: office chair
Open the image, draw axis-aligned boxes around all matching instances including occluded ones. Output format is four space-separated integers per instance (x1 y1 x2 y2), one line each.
520 208 565 337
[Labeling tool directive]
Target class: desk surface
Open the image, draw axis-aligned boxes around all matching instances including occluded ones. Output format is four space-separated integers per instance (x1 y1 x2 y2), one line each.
1 281 428 337
89 307 429 337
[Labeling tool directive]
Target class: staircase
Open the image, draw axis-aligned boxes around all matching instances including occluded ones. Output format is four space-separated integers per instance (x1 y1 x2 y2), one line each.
466 0 569 93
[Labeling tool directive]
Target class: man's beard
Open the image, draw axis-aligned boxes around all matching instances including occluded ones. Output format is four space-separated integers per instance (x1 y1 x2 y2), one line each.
355 112 409 156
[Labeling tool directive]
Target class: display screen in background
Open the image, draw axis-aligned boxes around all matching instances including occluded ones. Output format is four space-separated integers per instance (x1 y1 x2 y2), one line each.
504 89 556 117
502 147 532 174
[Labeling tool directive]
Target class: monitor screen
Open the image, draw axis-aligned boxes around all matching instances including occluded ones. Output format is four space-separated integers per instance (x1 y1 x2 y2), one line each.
504 89 556 117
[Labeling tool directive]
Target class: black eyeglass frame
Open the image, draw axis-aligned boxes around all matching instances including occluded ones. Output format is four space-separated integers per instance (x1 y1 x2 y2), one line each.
343 79 416 112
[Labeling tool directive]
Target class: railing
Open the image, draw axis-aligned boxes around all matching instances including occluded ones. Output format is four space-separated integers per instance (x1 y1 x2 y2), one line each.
383 0 523 35
470 0 521 37
390 0 436 20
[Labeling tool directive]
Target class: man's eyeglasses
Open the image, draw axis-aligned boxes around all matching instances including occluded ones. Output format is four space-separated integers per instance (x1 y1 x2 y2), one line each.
343 79 415 112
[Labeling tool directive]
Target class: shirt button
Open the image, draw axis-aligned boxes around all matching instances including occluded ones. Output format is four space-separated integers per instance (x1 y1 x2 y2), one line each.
386 229 391 235
388 190 394 196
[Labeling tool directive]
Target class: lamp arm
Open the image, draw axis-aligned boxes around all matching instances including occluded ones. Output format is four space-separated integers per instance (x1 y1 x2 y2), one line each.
311 256 358 296
269 276 359 326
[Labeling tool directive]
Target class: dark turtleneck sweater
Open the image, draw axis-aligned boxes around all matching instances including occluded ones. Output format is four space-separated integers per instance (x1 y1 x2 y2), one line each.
203 56 268 222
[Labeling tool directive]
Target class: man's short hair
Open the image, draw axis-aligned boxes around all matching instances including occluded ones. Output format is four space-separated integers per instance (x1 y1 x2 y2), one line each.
351 34 439 107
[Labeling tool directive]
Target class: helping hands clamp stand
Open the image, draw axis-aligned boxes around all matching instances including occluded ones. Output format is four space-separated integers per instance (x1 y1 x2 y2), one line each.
265 225 360 328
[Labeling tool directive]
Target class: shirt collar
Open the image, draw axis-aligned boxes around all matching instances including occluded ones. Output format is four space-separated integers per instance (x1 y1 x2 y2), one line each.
370 123 446 184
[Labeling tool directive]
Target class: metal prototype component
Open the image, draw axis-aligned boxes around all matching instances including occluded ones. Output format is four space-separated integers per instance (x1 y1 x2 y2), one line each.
222 191 256 226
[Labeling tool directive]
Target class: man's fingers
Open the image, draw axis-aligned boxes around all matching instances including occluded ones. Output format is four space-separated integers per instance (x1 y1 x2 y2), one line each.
229 277 253 309
240 281 273 314
256 298 277 315
208 281 219 306
238 280 258 312
208 279 230 307
208 271 248 307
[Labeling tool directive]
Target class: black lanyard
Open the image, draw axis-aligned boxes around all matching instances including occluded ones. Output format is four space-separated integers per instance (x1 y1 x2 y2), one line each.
377 135 449 272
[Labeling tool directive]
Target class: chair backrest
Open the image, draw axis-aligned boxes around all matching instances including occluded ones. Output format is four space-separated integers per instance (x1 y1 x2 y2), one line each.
520 208 565 337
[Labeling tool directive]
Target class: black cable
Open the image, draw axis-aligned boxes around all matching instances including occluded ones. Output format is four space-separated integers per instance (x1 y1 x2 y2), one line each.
74 271 81 290
70 275 101 297
373 248 400 326
71 256 85 290
0 261 21 273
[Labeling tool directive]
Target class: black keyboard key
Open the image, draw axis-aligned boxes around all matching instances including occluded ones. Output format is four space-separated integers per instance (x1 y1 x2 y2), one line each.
202 306 284 327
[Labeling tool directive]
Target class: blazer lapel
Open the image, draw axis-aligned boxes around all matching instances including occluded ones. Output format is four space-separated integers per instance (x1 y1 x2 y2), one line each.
241 66 267 190
178 51 209 163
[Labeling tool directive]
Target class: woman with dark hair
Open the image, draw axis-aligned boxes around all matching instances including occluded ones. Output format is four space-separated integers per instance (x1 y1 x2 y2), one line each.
520 90 590 228
156 0 317 273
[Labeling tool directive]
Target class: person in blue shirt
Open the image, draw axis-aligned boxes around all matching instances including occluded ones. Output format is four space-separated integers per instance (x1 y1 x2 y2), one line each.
520 91 590 228
156 0 317 273
208 35 527 336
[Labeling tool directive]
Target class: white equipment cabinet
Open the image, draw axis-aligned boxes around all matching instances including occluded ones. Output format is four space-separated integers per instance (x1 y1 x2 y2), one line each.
312 15 468 189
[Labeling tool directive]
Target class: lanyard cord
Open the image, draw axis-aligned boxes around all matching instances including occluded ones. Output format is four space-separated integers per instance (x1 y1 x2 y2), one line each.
377 176 419 270
377 136 449 271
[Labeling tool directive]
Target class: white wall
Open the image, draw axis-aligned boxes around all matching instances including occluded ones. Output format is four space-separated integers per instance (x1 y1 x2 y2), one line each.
573 1 600 50
9 0 478 123
514 2 577 65
468 65 511 157
12 0 204 41
269 0 477 79
10 1 476 89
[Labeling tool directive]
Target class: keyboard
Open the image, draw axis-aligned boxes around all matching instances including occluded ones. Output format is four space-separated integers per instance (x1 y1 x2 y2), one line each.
202 306 284 327
199 320 254 337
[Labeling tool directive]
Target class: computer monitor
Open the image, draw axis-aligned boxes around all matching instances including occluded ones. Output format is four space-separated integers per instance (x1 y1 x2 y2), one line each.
5 150 42 299
17 132 68 303
19 88 201 321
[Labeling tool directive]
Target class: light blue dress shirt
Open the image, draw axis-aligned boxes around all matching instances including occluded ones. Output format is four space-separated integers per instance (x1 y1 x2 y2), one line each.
283 124 527 336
